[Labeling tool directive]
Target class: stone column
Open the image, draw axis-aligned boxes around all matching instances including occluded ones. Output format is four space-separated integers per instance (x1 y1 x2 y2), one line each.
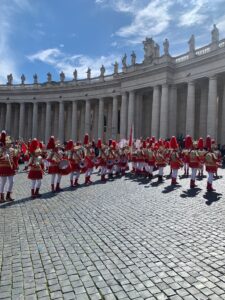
207 75 217 139
136 94 143 138
127 91 135 139
107 102 112 140
98 98 104 139
169 85 177 137
71 101 78 141
186 81 195 137
93 103 98 140
53 103 59 138
151 85 160 139
59 101 64 143
13 105 19 139
159 83 169 139
32 102 38 138
120 92 128 139
85 99 91 135
19 103 25 138
45 102 51 143
0 105 5 131
5 103 12 133
112 95 118 139
199 81 208 138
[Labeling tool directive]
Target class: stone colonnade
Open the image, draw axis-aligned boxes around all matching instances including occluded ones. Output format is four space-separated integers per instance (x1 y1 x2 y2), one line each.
1 74 225 144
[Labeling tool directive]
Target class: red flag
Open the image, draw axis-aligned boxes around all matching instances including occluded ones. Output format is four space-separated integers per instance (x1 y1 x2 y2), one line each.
21 143 28 154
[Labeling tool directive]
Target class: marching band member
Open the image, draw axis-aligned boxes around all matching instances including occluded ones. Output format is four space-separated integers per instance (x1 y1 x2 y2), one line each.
107 141 116 178
182 135 192 176
46 136 63 193
189 139 200 188
71 144 83 187
197 138 206 177
169 136 183 185
205 136 219 191
146 141 156 180
97 139 107 182
0 131 16 202
28 139 44 198
83 134 94 184
155 140 167 182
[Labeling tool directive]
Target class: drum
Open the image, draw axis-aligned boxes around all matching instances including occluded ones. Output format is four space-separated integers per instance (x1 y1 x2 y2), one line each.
58 159 71 175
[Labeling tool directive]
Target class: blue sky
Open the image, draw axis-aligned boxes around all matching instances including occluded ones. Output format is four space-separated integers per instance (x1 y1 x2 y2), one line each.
0 0 225 84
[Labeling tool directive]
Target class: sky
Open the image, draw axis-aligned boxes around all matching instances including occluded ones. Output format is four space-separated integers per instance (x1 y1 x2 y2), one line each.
0 0 225 84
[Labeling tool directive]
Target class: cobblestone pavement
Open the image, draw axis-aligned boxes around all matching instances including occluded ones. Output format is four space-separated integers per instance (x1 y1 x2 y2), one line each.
0 166 225 300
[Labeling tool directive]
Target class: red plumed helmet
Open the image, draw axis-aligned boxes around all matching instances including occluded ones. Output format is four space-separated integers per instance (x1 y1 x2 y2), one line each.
111 140 117 149
108 139 112 146
205 135 211 150
170 136 178 149
29 138 39 154
47 136 55 150
158 139 164 147
97 138 102 149
83 133 89 145
197 137 204 150
0 130 6 146
65 140 74 151
164 141 170 149
142 140 146 149
185 135 193 149
151 136 156 143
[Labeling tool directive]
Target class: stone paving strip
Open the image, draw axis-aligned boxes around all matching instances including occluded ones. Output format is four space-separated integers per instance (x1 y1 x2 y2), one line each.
0 167 225 299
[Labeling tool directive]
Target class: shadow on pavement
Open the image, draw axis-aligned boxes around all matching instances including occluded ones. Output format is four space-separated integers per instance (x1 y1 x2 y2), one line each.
203 191 222 205
180 188 202 198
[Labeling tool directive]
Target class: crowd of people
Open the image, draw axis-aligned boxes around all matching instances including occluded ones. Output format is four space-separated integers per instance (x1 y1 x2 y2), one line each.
0 130 223 203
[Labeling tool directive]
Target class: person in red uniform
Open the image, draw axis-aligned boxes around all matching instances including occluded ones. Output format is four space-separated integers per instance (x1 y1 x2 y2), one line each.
83 134 95 184
189 139 201 188
205 136 219 191
46 136 64 193
182 135 192 176
197 138 206 177
0 131 16 203
169 136 183 185
27 139 44 198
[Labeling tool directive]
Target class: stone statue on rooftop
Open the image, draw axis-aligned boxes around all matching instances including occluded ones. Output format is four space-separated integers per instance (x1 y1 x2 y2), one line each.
188 34 195 53
21 74 25 85
47 72 52 83
33 73 38 84
100 65 105 77
60 71 65 82
114 61 118 75
73 69 77 81
7 74 13 85
131 51 136 66
163 38 169 55
143 37 156 63
87 68 91 80
211 24 219 43
122 54 127 68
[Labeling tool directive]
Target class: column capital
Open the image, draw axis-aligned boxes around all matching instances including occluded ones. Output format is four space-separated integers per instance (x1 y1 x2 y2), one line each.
162 82 168 88
209 75 217 81
187 80 195 86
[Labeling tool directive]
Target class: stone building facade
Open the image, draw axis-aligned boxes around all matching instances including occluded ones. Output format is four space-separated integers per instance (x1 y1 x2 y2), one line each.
1 26 225 144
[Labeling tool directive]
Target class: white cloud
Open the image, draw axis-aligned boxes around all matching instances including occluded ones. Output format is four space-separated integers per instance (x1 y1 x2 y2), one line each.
27 48 121 80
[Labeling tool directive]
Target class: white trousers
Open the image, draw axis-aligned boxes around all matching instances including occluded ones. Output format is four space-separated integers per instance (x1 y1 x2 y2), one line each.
85 168 92 177
70 171 80 181
0 176 14 193
158 167 164 176
172 169 178 179
51 174 62 185
191 168 197 180
31 179 41 189
207 172 214 184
